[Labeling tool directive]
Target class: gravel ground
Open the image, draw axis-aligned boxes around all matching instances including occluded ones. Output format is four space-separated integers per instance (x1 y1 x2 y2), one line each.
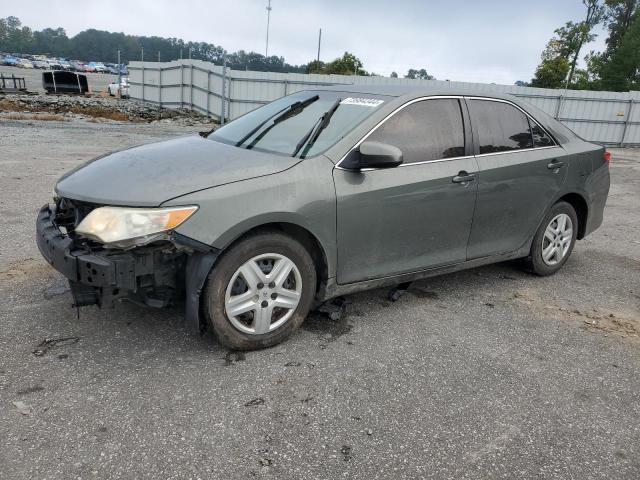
1 65 118 94
0 118 639 479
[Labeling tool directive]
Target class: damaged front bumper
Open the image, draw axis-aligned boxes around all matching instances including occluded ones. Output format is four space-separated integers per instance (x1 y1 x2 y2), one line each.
35 203 218 334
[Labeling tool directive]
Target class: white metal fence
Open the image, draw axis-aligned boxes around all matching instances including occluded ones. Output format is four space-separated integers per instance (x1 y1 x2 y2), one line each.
129 59 640 147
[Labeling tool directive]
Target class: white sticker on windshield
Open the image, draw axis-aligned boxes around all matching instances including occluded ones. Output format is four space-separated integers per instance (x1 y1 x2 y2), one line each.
340 97 384 107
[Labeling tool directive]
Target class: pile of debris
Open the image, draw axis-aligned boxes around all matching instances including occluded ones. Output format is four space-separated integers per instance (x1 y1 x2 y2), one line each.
0 93 216 126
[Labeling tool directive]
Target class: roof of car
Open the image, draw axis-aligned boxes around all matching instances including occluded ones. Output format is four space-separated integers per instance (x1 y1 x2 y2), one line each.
317 83 518 101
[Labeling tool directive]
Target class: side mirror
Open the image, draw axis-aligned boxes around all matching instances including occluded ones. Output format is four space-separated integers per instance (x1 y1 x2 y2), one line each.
351 141 403 170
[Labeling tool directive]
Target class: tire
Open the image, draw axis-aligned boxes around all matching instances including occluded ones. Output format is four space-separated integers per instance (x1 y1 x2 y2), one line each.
526 201 578 276
203 231 316 350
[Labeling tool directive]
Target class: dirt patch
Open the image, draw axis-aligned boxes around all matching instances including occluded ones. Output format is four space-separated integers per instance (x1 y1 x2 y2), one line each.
512 289 639 340
2 112 67 121
303 311 353 344
1 98 131 121
223 351 246 366
0 257 52 282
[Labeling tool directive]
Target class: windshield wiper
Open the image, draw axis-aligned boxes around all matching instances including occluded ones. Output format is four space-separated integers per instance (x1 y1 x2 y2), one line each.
292 98 341 158
236 94 319 148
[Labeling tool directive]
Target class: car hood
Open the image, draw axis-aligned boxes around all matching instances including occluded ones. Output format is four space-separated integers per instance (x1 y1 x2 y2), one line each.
55 135 300 206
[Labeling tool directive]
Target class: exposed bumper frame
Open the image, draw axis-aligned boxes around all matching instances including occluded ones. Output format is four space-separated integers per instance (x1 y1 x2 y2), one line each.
36 203 218 334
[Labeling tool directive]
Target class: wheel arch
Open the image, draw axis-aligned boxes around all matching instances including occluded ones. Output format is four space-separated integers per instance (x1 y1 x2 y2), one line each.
557 192 588 239
216 221 331 296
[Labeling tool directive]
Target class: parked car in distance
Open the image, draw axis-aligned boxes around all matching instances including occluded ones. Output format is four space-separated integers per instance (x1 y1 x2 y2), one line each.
17 58 34 68
104 63 119 75
58 59 71 70
32 60 50 69
36 86 610 350
3 55 19 66
107 77 129 97
69 60 85 72
86 62 107 73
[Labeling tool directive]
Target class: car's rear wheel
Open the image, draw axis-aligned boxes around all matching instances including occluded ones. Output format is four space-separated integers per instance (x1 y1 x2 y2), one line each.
526 201 578 276
203 232 316 350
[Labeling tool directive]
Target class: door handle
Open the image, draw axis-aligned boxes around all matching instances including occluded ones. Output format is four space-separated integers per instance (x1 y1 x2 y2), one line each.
452 172 475 184
547 160 564 169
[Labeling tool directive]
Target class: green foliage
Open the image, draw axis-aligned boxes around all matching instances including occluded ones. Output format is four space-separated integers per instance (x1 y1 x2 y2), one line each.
599 12 640 90
603 0 638 57
323 52 366 75
390 71 398 78
405 68 435 80
532 0 604 88
531 57 571 88
306 60 325 74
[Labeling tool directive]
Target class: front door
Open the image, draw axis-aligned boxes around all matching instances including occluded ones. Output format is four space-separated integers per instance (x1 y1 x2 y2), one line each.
333 98 479 284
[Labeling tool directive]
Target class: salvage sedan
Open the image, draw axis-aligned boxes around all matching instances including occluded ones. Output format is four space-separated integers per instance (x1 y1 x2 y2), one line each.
36 86 610 350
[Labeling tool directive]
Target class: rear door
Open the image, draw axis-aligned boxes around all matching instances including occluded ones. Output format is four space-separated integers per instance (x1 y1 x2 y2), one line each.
465 98 568 259
333 97 479 284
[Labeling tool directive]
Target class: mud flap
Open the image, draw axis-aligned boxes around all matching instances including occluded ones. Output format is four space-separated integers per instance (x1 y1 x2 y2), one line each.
184 252 218 335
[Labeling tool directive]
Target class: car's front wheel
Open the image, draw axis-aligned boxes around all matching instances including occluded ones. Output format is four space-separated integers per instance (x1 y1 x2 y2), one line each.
526 201 578 276
203 231 316 350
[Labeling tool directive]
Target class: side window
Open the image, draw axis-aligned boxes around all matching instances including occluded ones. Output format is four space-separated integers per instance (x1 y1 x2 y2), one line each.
468 100 533 154
529 119 554 147
367 99 465 164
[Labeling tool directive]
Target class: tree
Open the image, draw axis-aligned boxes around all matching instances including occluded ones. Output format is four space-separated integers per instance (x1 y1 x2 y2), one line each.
603 0 638 56
305 60 324 74
390 71 398 78
323 52 365 75
599 12 640 90
532 1 604 88
405 68 434 80
531 57 571 88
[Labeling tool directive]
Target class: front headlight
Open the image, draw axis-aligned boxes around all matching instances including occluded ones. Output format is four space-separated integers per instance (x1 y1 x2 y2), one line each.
75 205 198 247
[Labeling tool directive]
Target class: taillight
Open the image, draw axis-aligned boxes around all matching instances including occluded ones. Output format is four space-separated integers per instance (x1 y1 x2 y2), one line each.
604 151 611 165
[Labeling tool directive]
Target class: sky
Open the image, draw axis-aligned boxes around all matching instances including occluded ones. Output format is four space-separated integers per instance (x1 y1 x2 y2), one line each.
5 0 608 84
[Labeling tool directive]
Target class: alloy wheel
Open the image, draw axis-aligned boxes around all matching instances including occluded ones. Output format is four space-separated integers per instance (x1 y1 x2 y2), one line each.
541 213 573 266
224 253 302 335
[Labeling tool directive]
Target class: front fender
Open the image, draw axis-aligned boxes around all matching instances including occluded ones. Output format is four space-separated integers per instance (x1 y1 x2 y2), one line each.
164 156 337 278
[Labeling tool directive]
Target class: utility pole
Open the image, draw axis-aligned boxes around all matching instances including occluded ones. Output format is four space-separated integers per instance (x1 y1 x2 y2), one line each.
316 28 321 64
265 0 272 57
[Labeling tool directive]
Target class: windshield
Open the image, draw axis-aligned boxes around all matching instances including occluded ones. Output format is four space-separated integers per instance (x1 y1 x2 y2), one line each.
208 91 387 158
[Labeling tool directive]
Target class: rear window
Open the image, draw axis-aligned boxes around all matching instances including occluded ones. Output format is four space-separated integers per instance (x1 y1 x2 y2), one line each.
468 99 533 154
209 91 387 158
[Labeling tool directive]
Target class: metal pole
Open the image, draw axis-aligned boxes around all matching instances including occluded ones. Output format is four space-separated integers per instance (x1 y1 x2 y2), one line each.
180 63 184 108
117 50 121 98
620 99 634 147
141 48 145 104
190 63 194 108
265 0 272 57
158 66 162 107
158 51 161 62
317 28 321 63
206 70 211 117
221 57 227 124
554 94 563 120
